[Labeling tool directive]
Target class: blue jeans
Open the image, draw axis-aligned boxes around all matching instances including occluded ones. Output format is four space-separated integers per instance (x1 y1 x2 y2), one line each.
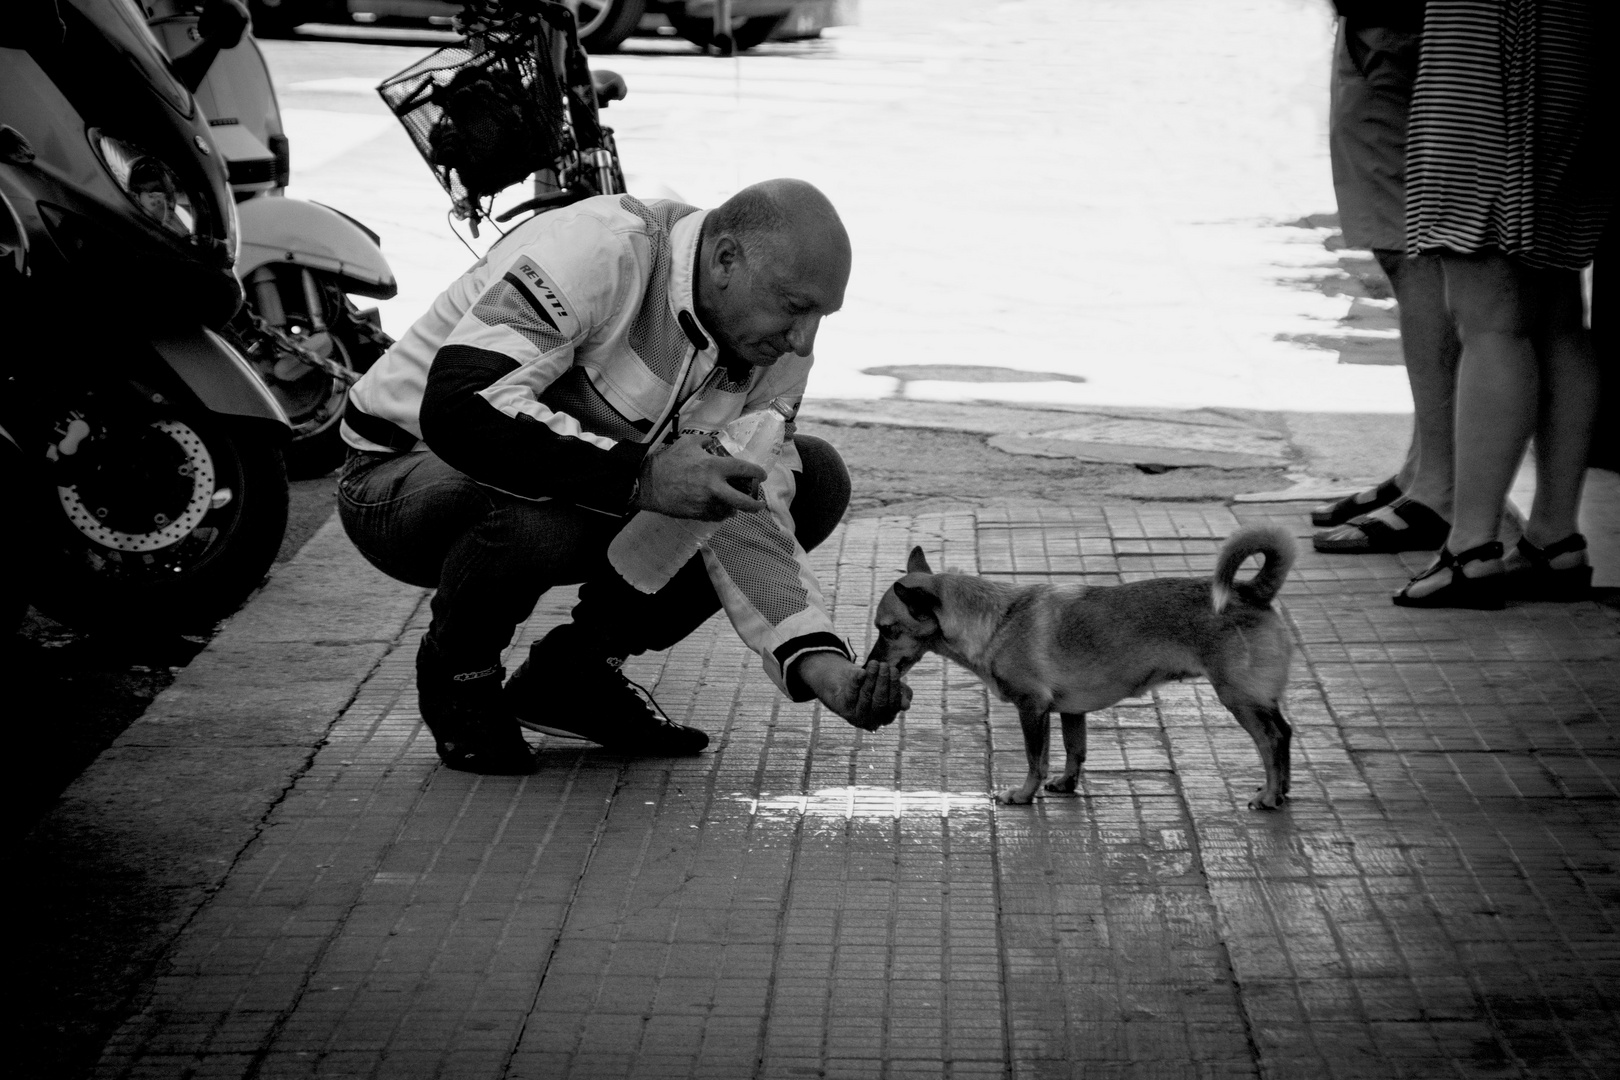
337 436 851 670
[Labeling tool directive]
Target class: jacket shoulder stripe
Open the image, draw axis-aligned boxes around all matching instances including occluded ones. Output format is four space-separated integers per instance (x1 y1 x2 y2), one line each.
502 270 560 332
503 256 581 339
470 276 572 356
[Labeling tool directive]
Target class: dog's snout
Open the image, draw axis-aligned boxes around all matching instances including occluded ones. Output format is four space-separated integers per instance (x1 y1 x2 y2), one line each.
864 637 892 666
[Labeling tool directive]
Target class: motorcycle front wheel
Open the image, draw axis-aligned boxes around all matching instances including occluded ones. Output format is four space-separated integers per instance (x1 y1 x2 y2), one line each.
31 400 289 634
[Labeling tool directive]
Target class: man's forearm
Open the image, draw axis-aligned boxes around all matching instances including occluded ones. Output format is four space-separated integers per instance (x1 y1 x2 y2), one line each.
420 345 647 512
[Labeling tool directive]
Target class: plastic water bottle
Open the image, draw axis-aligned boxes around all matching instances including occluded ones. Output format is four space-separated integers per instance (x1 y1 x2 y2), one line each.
608 401 792 594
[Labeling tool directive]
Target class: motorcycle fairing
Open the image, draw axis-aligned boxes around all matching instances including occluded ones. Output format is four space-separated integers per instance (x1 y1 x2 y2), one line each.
150 326 291 428
237 196 397 299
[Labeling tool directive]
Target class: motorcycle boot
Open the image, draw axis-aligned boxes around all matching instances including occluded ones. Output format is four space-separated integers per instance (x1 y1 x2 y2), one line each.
416 641 539 775
505 624 709 755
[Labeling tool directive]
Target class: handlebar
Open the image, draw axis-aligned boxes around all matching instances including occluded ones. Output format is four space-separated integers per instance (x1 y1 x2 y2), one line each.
493 188 589 222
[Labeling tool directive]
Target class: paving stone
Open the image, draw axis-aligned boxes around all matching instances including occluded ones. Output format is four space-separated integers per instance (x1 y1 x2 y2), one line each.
59 501 1617 1078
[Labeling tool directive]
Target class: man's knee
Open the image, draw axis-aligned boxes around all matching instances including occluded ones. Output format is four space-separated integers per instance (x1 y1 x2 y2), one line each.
790 434 850 552
337 450 602 589
336 451 483 587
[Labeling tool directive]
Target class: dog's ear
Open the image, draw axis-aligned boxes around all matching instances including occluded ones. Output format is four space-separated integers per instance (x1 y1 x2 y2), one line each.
906 546 933 575
894 580 939 621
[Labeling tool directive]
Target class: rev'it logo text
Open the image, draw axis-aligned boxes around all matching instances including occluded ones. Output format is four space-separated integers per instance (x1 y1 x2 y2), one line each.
516 260 570 321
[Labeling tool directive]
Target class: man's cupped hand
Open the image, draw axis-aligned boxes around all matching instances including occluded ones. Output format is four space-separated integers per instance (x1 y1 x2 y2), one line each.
795 653 913 731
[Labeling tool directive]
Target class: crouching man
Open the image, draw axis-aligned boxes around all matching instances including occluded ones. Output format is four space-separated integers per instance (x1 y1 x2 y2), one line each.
337 178 911 773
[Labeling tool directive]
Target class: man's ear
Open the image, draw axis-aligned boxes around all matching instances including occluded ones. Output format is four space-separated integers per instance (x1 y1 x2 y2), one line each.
711 233 742 287
894 580 939 621
906 546 933 575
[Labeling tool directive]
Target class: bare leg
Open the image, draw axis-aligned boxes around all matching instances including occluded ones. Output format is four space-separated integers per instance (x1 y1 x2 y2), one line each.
1377 249 1460 517
1400 252 1537 599
1447 252 1541 554
1395 421 1420 493
1313 251 1460 545
1045 712 1087 794
1524 271 1599 556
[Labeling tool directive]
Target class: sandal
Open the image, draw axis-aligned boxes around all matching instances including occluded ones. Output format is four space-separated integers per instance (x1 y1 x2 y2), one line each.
1393 541 1506 609
1313 497 1450 554
1504 534 1592 602
1311 478 1402 528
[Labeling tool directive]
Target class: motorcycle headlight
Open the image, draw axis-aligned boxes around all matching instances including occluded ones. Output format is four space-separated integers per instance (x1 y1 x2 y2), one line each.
89 130 202 241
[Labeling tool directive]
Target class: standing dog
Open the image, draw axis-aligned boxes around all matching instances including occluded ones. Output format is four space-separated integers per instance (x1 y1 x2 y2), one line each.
867 525 1297 809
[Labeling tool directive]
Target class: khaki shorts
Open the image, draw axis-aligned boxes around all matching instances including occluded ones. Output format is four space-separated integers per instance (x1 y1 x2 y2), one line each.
1328 20 1421 253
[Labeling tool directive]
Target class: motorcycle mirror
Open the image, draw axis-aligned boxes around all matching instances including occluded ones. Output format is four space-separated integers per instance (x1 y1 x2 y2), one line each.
169 0 250 93
197 0 250 50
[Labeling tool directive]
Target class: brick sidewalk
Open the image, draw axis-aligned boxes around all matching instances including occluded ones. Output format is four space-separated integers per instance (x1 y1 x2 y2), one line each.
90 504 1618 1079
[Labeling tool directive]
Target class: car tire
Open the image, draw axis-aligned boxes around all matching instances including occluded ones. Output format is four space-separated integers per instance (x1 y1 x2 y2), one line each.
668 11 786 53
574 0 647 53
247 0 307 38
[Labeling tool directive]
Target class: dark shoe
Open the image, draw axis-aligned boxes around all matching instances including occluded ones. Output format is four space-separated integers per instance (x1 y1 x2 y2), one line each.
416 645 538 775
1393 541 1506 610
1311 478 1401 528
1504 533 1592 601
1313 496 1450 554
506 625 709 755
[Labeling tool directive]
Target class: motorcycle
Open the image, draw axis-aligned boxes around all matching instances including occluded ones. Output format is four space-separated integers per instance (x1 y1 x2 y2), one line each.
0 0 291 633
378 0 628 236
146 0 399 479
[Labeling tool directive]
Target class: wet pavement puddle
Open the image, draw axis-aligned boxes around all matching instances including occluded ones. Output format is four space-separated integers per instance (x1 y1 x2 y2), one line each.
739 786 989 820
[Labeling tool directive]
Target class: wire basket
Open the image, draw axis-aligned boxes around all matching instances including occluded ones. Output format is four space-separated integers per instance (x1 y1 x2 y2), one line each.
377 17 571 221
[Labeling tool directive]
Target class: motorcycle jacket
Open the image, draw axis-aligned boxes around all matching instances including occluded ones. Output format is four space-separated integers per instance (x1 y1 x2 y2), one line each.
342 194 852 697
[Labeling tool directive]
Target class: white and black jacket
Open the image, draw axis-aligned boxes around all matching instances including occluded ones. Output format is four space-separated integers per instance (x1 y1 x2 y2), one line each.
342 194 851 697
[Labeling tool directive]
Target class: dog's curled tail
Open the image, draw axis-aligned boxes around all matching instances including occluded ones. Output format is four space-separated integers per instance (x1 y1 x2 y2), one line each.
1211 524 1297 612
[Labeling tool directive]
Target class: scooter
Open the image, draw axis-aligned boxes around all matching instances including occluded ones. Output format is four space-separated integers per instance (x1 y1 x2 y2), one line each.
146 0 398 479
0 0 291 633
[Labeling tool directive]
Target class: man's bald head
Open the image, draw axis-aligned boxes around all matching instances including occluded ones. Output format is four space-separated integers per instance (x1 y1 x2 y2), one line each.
695 179 852 369
705 179 851 271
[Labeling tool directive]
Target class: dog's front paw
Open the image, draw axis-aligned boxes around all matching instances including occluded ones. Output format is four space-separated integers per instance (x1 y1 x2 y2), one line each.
1044 774 1079 794
1247 787 1289 811
995 787 1036 805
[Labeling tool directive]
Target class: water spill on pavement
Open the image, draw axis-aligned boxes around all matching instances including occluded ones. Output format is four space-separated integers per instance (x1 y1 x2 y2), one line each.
739 786 989 820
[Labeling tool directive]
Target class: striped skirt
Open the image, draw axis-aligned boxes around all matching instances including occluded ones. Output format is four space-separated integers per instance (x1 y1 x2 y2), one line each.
1405 0 1612 271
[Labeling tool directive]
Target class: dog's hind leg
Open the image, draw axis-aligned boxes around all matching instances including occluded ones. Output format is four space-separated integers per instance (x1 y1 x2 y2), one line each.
1045 712 1087 794
997 701 1050 805
1221 696 1292 810
1265 702 1292 799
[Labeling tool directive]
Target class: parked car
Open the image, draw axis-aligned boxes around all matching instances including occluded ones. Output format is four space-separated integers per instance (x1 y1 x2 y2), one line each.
247 0 853 52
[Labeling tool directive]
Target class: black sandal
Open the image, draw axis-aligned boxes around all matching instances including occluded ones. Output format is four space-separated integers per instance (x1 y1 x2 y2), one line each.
1504 534 1591 602
1311 477 1401 528
1393 541 1506 609
1313 496 1450 554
